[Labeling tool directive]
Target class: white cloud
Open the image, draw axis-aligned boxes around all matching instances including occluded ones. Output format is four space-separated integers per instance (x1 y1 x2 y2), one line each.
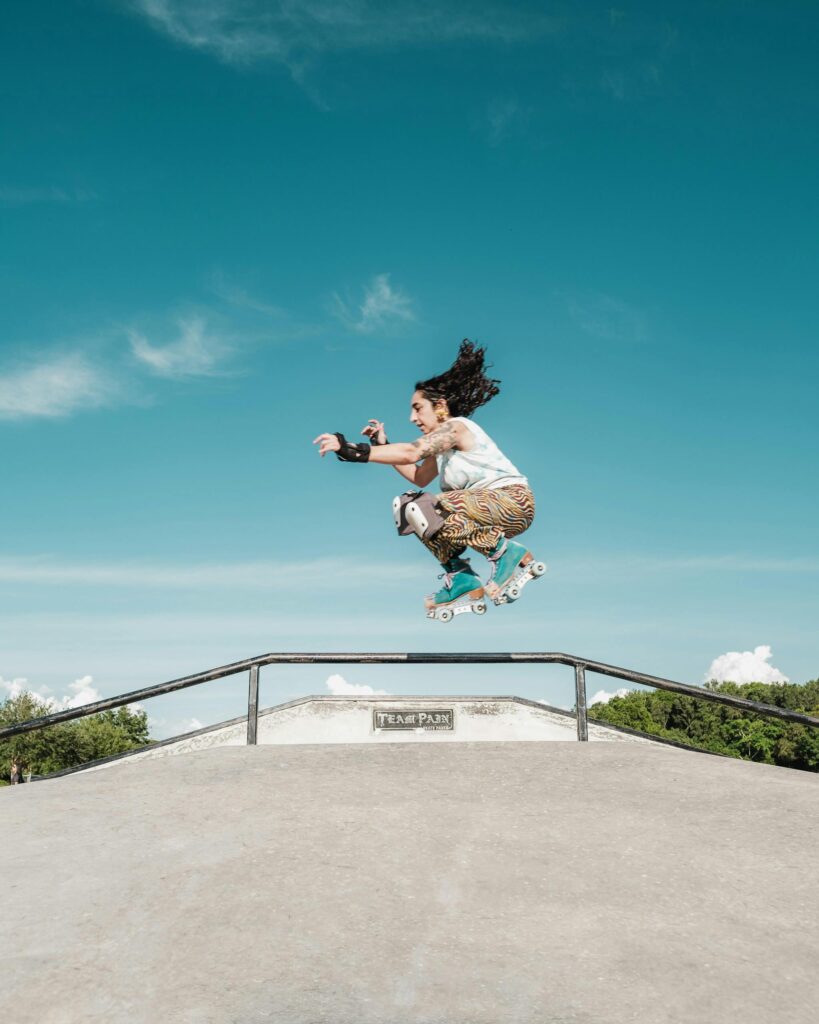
0 316 239 425
0 674 142 714
129 316 232 378
589 687 631 706
333 274 415 334
126 1 555 69
705 645 789 686
325 673 389 696
48 675 104 710
0 676 27 700
0 352 114 421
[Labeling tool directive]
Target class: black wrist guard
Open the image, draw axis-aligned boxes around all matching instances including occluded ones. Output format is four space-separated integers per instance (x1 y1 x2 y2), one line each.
370 434 389 446
334 432 371 463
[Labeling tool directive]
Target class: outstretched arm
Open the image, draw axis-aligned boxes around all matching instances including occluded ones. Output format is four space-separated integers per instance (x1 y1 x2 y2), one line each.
314 433 417 463
314 421 460 464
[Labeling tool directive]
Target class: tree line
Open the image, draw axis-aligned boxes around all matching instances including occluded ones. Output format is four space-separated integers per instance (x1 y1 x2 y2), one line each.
1 692 151 783
589 678 819 771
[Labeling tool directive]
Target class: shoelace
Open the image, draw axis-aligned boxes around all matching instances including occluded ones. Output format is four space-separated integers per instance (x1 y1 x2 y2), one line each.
437 560 471 590
486 540 508 580
437 569 458 590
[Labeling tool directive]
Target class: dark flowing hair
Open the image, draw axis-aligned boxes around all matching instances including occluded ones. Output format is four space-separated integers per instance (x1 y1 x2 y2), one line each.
415 339 501 418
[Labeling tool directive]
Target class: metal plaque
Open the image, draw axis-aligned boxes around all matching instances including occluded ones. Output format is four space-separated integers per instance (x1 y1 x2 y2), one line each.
372 709 454 731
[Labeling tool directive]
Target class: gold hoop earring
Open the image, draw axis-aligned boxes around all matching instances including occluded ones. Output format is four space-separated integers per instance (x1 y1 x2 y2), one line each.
436 410 447 423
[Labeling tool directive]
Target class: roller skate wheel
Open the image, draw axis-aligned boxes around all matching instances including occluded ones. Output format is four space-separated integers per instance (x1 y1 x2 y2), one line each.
474 602 487 615
532 562 547 577
438 608 454 623
506 586 520 601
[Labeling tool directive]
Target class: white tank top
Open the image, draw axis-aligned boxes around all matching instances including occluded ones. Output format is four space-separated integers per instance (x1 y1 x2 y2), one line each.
435 417 529 492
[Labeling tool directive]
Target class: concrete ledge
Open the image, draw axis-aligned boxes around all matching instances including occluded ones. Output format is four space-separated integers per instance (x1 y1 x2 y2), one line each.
44 694 666 779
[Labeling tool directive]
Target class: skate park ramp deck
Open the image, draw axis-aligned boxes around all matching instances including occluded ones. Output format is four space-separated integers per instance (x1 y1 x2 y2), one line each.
71 696 658 775
3 742 818 1024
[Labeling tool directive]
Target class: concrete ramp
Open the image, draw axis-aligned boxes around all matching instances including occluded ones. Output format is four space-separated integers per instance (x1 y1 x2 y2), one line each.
3 743 817 1023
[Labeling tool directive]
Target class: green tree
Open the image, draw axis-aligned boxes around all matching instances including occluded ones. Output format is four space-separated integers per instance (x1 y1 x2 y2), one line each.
0 693 151 783
589 678 819 772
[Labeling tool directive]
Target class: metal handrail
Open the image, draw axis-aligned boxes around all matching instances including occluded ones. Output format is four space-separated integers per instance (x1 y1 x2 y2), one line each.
2 652 818 747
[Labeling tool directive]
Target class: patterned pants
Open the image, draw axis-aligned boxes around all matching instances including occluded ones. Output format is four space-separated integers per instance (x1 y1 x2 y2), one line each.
424 484 536 563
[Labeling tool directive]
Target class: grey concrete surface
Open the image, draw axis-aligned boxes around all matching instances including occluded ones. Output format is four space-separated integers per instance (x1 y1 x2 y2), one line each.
3 742 818 1024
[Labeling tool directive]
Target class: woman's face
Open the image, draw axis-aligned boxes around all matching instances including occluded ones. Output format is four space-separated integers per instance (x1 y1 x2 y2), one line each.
410 391 445 434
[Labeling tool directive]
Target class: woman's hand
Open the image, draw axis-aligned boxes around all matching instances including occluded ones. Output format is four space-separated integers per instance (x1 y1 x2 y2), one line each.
313 433 341 457
361 419 387 445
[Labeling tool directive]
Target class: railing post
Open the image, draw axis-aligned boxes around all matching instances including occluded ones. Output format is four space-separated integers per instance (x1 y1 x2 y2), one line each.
247 664 259 745
574 663 588 742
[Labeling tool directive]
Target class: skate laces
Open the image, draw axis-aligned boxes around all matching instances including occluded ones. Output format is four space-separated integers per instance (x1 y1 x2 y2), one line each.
487 539 508 580
438 558 470 591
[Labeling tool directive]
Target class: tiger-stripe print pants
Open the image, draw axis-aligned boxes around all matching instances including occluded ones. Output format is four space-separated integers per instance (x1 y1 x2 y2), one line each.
424 484 536 563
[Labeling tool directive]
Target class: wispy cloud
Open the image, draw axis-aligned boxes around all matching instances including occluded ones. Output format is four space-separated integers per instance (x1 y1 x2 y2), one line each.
333 273 415 334
600 69 626 101
208 272 328 344
0 186 95 206
705 645 789 686
483 96 530 147
128 316 234 378
0 352 115 421
560 13 679 104
5 550 814 591
127 1 556 70
0 555 425 589
210 271 286 317
553 552 819 585
0 296 309 427
565 291 648 343
645 556 819 574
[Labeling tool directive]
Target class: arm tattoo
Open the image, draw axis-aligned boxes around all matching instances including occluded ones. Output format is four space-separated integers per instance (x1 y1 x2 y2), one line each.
411 421 457 459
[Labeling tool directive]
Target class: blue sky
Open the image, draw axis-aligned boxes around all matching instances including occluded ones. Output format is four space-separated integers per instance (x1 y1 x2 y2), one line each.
2 1 817 736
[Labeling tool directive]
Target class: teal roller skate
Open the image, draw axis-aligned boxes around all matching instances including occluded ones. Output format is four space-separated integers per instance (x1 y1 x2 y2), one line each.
425 556 488 623
484 538 547 606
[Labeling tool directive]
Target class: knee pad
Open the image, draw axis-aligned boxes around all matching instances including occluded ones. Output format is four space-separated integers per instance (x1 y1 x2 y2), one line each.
392 491 445 540
405 493 446 541
393 490 422 535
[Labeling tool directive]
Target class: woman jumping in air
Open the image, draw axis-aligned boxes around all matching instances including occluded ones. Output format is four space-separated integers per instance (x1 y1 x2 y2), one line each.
313 340 545 622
